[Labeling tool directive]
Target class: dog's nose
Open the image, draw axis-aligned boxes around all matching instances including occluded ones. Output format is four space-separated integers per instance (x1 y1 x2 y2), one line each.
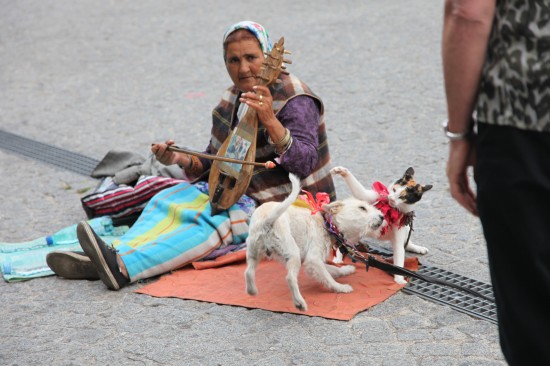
372 215 384 229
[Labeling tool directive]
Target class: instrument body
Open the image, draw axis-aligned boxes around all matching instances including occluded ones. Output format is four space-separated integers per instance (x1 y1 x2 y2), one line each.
208 37 289 214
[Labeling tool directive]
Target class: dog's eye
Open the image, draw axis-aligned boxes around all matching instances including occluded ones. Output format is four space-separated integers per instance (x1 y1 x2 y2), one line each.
359 206 368 212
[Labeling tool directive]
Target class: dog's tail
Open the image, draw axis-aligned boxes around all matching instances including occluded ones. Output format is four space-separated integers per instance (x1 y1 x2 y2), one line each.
263 173 302 228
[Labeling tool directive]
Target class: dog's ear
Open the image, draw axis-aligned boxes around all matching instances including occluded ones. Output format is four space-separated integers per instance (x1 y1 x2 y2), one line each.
323 201 344 214
422 184 433 192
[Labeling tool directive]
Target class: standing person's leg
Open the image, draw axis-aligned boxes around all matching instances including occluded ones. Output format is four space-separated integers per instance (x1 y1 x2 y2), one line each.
476 124 550 365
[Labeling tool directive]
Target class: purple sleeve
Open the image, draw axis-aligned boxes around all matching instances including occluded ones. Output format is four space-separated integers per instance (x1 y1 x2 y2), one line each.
200 95 321 177
277 96 321 177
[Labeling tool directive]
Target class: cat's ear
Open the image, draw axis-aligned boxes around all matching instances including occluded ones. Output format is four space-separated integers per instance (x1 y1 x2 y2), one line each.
422 184 433 192
403 167 415 180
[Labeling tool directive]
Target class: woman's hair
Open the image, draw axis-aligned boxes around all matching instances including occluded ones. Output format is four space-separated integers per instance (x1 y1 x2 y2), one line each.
223 29 261 61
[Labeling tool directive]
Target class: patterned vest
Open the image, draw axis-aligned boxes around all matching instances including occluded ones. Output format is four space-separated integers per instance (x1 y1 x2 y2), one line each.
208 73 336 204
476 0 550 132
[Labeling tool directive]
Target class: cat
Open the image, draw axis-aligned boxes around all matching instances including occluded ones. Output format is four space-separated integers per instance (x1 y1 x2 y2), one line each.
330 166 433 284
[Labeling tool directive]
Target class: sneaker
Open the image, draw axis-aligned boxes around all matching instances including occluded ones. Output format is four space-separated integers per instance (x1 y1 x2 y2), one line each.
76 221 129 290
46 251 100 280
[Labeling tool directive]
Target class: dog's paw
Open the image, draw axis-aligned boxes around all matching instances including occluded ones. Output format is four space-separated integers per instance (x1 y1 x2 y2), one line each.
294 300 308 312
335 283 353 293
330 166 349 177
339 265 356 276
406 243 429 255
394 275 408 285
246 286 258 296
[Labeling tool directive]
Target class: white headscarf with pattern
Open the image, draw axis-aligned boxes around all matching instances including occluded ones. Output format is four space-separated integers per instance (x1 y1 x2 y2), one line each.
223 20 273 59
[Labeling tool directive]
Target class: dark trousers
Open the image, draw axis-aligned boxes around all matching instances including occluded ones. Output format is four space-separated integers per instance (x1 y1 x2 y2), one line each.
476 123 550 365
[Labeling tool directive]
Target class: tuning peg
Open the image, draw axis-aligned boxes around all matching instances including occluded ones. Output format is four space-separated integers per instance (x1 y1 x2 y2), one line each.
284 50 292 55
280 70 290 75
283 58 292 64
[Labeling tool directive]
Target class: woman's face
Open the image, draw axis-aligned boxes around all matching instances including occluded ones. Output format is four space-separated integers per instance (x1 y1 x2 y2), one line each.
225 39 265 92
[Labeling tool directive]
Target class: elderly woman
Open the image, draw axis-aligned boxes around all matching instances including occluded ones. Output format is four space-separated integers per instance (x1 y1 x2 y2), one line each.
47 20 335 290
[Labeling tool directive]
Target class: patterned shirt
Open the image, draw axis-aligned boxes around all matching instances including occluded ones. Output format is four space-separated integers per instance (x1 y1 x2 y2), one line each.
476 0 550 132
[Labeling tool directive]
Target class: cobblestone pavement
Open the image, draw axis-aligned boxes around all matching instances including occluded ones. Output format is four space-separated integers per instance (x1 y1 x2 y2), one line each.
0 1 506 365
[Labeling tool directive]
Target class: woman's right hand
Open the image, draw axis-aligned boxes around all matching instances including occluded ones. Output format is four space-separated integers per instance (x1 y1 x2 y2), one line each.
151 139 184 167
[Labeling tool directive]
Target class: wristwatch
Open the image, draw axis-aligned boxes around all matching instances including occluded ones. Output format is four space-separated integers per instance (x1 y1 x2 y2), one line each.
442 119 473 141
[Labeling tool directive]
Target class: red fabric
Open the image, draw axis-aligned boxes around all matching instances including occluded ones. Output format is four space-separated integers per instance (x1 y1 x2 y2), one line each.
372 181 406 235
136 251 418 321
191 250 247 270
299 189 330 215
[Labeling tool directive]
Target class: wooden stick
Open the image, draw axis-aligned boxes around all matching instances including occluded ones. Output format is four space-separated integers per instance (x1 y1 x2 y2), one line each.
166 145 276 169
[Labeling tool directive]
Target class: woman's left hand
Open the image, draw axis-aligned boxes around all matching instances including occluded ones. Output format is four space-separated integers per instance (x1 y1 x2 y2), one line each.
240 85 278 128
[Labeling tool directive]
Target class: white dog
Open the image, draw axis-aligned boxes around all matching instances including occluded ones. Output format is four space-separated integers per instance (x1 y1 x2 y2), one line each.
244 173 384 311
331 166 433 284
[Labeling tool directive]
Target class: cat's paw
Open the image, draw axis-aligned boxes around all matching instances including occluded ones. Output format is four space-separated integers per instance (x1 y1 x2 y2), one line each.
394 275 408 285
330 166 349 177
406 243 429 255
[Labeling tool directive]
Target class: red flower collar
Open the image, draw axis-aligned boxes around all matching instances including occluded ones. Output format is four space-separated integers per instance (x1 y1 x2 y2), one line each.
372 181 408 235
299 190 330 215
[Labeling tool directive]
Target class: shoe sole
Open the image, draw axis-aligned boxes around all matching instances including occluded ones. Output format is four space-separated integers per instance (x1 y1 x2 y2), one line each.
46 251 100 280
77 222 121 290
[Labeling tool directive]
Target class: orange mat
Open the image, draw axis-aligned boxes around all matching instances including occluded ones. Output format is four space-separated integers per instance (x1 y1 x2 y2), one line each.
136 250 418 321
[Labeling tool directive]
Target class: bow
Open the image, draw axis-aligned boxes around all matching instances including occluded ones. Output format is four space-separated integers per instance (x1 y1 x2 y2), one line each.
167 145 276 169
299 189 330 215
372 181 406 235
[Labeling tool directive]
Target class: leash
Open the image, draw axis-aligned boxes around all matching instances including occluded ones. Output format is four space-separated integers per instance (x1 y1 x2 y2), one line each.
323 215 493 302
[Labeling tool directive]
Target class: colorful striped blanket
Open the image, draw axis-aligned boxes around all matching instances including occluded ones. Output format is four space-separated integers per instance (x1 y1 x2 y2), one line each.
1 182 254 283
113 181 252 282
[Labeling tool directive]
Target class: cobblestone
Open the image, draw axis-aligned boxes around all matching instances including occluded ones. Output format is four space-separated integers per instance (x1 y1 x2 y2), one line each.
0 1 506 365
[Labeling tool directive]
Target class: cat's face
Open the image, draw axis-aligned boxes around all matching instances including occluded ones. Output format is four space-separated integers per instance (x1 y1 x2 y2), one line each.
387 167 433 213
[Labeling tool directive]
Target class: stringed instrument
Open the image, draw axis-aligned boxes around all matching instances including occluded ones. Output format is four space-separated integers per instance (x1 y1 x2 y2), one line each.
208 37 291 214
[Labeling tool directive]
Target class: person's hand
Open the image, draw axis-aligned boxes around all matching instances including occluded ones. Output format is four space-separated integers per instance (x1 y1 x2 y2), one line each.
240 85 278 127
151 139 182 166
446 139 478 216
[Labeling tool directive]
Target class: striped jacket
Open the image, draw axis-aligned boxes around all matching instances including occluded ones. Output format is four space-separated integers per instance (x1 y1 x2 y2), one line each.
205 73 336 204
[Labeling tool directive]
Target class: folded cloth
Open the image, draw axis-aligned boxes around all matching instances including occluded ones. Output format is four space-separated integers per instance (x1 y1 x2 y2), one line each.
0 216 129 282
81 175 185 220
91 150 185 184
136 253 419 321
91 150 146 180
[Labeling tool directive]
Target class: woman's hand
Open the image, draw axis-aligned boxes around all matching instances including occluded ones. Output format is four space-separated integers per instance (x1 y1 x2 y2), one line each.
151 139 187 167
240 85 286 142
240 86 278 127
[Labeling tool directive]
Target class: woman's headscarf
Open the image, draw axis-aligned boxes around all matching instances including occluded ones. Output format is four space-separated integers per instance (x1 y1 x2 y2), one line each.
223 20 273 57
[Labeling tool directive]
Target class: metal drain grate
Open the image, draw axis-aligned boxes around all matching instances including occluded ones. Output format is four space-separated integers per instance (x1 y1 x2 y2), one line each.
1 130 498 324
367 244 497 324
403 265 497 324
0 129 100 176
